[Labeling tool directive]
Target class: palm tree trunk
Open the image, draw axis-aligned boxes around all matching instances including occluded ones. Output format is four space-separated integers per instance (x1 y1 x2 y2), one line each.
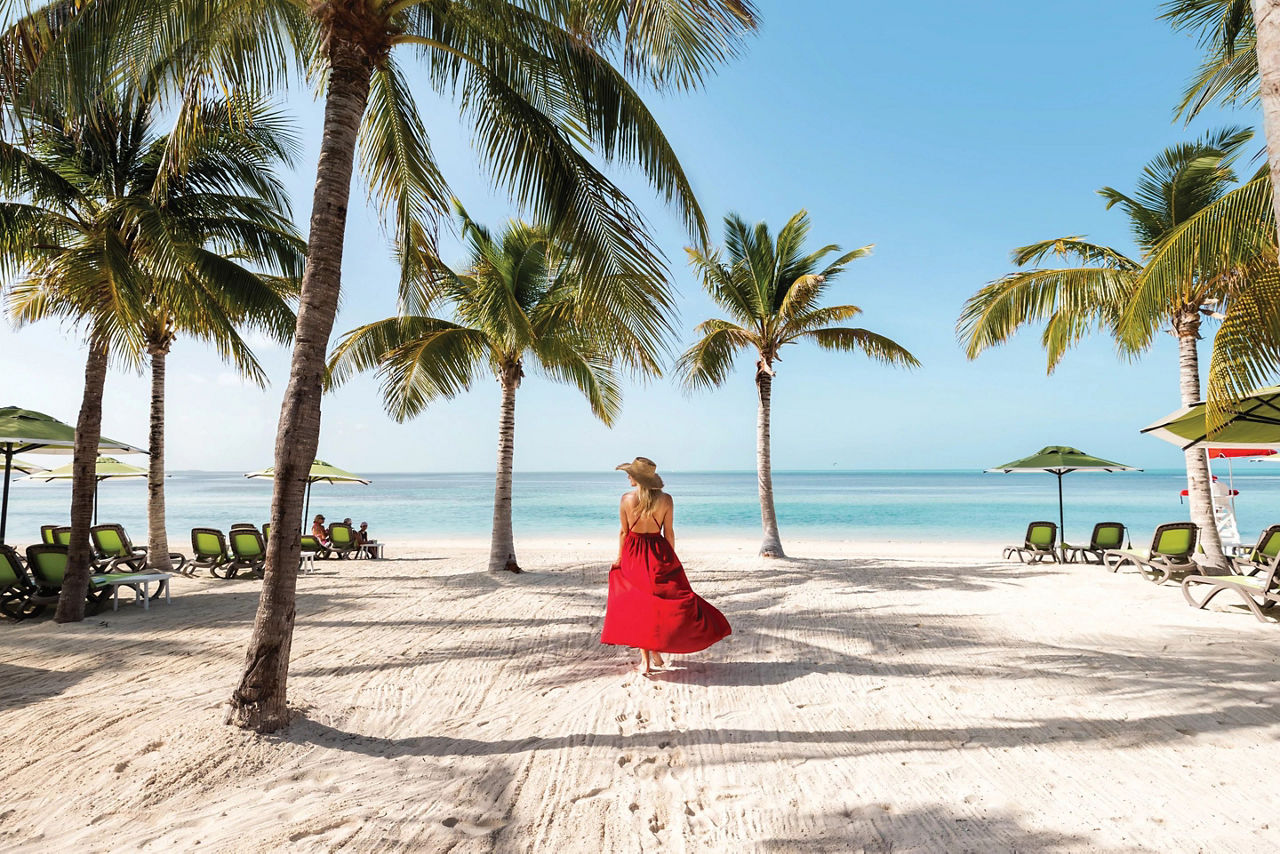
1175 312 1226 571
1252 1 1280 246
488 360 522 573
55 337 109 623
756 364 785 558
146 343 173 573
227 37 373 733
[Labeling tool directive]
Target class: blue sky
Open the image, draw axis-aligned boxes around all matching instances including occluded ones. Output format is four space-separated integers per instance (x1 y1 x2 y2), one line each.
0 1 1261 473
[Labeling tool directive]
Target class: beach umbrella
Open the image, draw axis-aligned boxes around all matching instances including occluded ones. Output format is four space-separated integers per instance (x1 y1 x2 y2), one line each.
1141 386 1280 450
7 459 47 476
23 456 149 525
245 459 371 521
0 406 146 544
987 446 1140 543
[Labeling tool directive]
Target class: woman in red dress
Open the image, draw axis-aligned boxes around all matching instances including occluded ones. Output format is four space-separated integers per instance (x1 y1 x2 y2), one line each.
601 457 731 674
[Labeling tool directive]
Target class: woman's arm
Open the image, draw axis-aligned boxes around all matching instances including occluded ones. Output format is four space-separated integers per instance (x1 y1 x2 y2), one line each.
615 497 627 565
663 495 676 549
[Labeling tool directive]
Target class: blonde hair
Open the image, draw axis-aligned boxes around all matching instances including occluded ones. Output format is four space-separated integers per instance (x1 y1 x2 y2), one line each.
635 483 664 517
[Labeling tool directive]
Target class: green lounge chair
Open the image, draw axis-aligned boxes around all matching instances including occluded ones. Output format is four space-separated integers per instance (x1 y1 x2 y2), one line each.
300 534 331 559
0 544 44 620
1104 522 1199 584
52 526 72 547
90 524 148 572
1183 552 1280 622
1231 525 1280 577
40 525 59 545
328 523 359 559
227 528 266 578
190 528 233 577
1002 521 1058 564
262 523 271 542
1062 522 1127 565
24 544 117 613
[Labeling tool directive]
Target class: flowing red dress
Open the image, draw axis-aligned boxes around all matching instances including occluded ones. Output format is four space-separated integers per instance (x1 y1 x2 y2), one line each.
601 529 731 654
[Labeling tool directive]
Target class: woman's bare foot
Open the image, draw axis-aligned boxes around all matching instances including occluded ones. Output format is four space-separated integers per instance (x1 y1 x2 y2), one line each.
639 649 653 675
650 652 665 668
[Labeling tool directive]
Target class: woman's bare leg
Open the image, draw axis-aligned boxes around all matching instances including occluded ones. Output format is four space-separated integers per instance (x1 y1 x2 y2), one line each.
639 649 652 674
650 652 664 668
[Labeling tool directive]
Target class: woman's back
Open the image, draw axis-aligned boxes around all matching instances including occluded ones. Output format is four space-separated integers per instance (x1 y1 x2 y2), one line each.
621 491 670 535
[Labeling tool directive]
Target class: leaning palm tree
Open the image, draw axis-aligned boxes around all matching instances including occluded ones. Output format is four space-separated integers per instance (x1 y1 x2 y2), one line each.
678 211 920 558
329 207 672 573
1 0 758 731
957 128 1258 571
0 82 303 620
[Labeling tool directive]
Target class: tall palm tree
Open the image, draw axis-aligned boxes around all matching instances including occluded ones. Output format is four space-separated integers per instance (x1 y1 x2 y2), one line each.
0 82 303 620
329 207 672 572
1163 2 1280 320
678 211 920 558
957 128 1259 571
0 0 758 732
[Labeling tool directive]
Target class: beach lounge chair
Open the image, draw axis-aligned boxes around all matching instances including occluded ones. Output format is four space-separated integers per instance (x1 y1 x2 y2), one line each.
24 544 114 613
226 528 266 578
1002 521 1058 563
190 528 232 577
40 525 58 545
1062 522 1127 565
300 534 331 559
92 524 189 575
1231 525 1280 576
262 523 271 542
0 544 44 620
1182 553 1280 622
328 523 359 559
52 526 72 547
1104 522 1199 584
90 524 148 572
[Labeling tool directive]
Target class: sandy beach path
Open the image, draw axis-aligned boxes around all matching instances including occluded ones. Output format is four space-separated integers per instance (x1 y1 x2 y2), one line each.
3 538 1280 852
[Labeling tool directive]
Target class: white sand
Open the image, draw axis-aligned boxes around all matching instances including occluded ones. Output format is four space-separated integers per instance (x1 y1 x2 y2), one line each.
3 537 1280 852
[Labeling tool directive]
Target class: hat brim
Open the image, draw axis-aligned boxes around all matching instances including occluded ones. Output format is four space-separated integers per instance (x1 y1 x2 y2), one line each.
615 463 663 489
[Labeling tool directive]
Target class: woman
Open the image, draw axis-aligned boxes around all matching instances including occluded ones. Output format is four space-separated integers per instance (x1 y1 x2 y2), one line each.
601 457 731 674
311 514 330 547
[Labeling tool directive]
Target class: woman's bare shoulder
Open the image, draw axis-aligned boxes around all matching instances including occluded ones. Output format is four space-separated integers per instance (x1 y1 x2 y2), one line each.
620 492 636 507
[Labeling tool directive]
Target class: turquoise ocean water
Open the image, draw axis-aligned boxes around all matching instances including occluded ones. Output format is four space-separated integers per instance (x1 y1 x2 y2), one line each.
5 468 1280 546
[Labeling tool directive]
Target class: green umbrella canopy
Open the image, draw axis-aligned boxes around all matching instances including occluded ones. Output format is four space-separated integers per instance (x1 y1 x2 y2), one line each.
0 406 145 544
987 446 1139 543
988 446 1140 474
0 407 144 456
22 456 148 527
245 459 371 485
246 459 371 521
24 456 149 482
7 459 46 476
1141 386 1280 450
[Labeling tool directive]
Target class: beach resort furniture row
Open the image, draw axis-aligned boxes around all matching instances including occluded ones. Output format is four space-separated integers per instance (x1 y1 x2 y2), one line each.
1 543 171 620
190 522 383 579
1004 519 1280 623
1003 521 1128 565
38 523 188 575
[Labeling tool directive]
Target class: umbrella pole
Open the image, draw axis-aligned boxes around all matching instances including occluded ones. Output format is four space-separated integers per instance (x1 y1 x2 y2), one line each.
93 479 99 526
305 481 312 524
1057 472 1065 552
0 448 11 545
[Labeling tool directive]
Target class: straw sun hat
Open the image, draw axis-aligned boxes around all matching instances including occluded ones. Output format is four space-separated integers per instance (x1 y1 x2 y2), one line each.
616 457 664 489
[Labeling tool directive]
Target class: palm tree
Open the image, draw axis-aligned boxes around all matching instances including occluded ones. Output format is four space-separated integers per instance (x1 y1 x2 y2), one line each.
678 211 920 558
1163 2 1280 317
1162 0 1257 119
0 82 303 621
0 0 758 732
957 128 1260 571
329 207 672 572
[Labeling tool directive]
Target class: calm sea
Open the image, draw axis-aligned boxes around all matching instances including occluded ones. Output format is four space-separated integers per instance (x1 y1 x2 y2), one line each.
6 468 1280 547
